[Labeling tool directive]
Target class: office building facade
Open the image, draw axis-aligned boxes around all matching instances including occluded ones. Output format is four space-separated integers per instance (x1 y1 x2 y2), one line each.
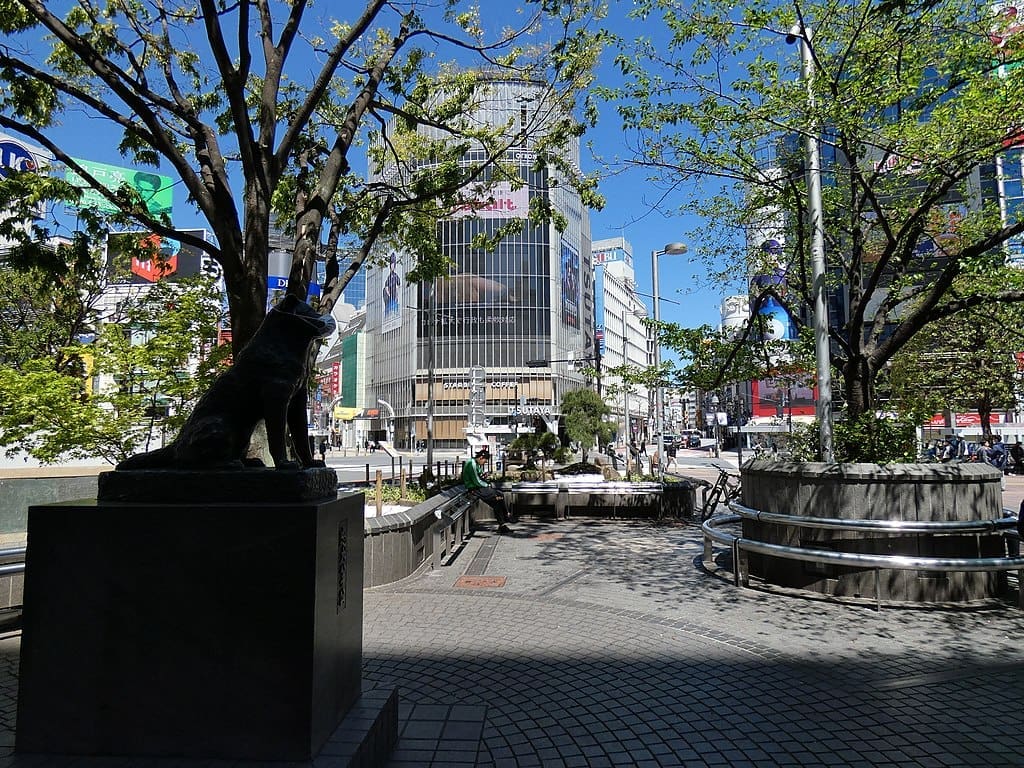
365 79 592 450
592 237 652 444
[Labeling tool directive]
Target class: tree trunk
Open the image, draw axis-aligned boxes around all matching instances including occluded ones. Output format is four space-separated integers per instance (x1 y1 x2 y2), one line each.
288 203 327 308
979 400 994 440
218 196 272 356
842 356 874 423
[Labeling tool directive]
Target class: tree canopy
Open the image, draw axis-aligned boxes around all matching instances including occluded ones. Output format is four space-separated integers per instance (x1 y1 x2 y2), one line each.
0 271 227 464
600 0 1024 424
560 386 612 462
0 1 605 352
890 277 1024 438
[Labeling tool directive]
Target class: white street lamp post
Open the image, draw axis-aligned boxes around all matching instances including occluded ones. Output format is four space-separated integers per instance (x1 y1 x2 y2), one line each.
425 283 436 474
788 23 834 462
652 242 688 480
377 398 394 446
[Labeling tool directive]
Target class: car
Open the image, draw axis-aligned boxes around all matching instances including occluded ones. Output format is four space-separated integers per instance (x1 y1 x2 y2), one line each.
682 430 703 448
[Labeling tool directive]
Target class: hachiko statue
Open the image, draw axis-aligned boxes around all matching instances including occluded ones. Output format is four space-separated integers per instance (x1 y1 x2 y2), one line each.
117 295 336 471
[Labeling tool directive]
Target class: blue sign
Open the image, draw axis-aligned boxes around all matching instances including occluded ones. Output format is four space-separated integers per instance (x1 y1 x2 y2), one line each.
0 140 38 178
758 297 796 341
267 274 322 311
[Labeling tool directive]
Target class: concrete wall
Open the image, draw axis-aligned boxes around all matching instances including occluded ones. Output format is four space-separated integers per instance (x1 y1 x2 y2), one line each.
739 460 1009 602
0 473 103 610
363 488 480 587
0 474 100 535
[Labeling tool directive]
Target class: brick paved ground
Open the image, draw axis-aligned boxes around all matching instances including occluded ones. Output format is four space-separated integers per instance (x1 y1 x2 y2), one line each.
0 469 1022 767
367 517 1024 767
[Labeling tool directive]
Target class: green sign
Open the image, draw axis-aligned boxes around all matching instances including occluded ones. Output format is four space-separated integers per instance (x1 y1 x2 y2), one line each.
64 158 173 217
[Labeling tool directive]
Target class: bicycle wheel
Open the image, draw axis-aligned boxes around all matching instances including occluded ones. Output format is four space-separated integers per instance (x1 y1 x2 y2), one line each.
699 488 722 522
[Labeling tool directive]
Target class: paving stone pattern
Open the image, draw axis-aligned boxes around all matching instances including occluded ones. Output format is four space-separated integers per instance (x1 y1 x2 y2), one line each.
367 519 1024 767
0 517 1023 766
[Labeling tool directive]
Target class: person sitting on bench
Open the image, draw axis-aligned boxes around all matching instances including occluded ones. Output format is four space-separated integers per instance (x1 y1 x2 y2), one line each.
462 448 514 534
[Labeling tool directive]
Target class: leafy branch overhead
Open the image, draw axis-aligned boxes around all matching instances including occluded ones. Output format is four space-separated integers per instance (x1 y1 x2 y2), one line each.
0 1 607 352
603 0 1024 420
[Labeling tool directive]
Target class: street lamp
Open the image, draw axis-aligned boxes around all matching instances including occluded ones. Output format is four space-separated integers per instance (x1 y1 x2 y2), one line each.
710 393 721 458
425 283 436 475
787 23 834 462
376 399 391 448
652 241 688 480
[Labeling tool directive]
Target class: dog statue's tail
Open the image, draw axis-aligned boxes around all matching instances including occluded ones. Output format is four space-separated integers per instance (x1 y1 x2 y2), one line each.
116 445 176 471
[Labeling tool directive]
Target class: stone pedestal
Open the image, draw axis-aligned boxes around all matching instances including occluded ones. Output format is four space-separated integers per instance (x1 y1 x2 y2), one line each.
17 469 364 762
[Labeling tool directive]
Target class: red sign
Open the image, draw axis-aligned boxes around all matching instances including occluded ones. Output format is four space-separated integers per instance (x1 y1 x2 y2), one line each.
751 377 817 419
130 234 178 282
330 362 340 396
925 412 1007 427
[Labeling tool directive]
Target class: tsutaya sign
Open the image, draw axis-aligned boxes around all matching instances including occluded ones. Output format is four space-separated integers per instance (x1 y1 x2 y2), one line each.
507 405 553 415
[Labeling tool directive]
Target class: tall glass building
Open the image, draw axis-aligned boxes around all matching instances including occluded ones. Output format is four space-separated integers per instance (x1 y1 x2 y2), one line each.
365 78 592 450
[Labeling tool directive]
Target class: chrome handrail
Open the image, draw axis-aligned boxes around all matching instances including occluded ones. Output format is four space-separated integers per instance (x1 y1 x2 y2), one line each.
702 504 1024 610
728 501 1018 534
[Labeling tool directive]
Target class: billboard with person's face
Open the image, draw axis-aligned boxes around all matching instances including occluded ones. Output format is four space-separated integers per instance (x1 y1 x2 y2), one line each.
66 158 173 218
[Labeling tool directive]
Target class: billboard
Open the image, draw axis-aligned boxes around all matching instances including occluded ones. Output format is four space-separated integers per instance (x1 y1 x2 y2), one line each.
560 240 580 329
757 296 797 341
381 251 403 333
452 180 529 220
0 134 50 178
0 132 52 219
65 158 173 218
422 221 550 340
106 229 207 284
751 376 816 419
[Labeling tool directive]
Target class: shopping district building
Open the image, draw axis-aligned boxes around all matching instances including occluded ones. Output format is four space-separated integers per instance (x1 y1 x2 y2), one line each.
356 79 594 451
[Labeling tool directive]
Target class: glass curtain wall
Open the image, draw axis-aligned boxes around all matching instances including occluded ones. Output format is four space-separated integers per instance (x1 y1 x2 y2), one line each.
367 78 590 449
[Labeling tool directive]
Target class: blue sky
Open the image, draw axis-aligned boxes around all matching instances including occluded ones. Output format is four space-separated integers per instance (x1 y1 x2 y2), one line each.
29 2 733 332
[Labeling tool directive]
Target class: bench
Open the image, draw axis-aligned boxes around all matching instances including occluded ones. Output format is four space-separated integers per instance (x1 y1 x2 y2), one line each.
502 480 665 519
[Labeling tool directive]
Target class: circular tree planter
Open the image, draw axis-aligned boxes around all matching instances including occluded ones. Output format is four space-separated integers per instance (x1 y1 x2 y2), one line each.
739 460 1008 602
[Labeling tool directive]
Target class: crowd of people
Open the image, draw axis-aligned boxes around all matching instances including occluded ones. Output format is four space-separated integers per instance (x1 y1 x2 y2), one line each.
923 434 1024 472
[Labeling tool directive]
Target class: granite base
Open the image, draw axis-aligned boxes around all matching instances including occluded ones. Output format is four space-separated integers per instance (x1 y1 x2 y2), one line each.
16 490 364 761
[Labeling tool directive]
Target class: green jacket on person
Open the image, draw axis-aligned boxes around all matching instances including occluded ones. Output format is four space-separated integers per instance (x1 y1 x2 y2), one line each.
461 458 489 490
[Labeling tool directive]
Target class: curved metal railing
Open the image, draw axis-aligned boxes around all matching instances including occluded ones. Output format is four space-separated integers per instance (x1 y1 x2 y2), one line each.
701 502 1024 610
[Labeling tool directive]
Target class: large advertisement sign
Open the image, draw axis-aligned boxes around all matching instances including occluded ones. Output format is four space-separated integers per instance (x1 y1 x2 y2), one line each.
751 376 816 419
381 251 403 333
453 180 529 220
560 240 580 329
0 135 49 178
0 132 52 218
106 229 207 284
593 245 630 266
65 158 173 218
757 296 797 341
421 220 550 340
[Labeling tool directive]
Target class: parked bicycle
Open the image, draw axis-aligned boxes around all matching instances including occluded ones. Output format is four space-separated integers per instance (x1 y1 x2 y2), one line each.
698 467 742 522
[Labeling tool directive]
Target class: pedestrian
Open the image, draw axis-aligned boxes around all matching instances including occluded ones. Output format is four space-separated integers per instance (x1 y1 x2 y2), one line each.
978 440 993 465
666 442 678 470
991 435 1008 472
461 448 514 534
1011 441 1024 474
318 438 328 462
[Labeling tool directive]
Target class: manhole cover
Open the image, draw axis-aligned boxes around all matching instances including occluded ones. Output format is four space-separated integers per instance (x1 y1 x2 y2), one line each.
454 575 507 588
